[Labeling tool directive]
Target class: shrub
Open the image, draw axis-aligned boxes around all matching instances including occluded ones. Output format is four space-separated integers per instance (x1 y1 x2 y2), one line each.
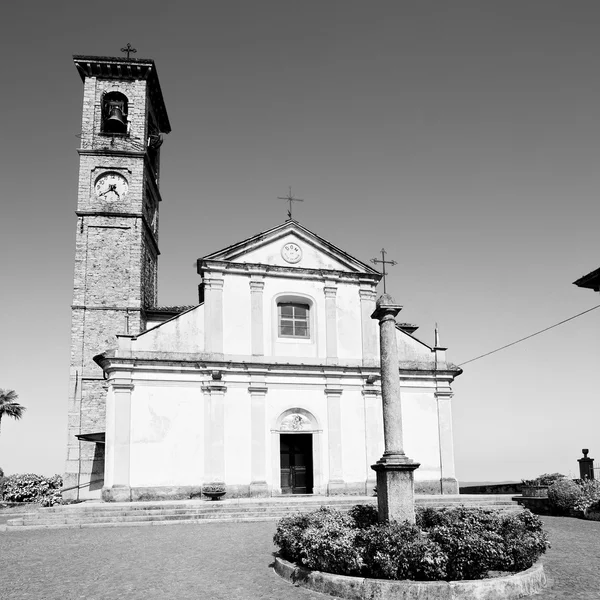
348 504 378 529
2 473 63 505
573 479 600 514
359 522 447 580
521 472 566 487
548 479 584 514
274 505 548 582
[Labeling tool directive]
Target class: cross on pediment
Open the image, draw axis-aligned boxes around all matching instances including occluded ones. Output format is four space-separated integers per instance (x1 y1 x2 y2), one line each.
370 248 397 294
278 186 304 220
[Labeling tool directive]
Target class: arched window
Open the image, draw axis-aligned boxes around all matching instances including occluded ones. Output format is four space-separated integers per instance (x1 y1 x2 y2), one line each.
278 302 310 338
102 92 128 134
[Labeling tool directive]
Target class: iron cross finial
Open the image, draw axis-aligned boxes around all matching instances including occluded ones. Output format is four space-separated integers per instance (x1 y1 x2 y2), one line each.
370 248 397 294
120 43 137 59
278 186 304 220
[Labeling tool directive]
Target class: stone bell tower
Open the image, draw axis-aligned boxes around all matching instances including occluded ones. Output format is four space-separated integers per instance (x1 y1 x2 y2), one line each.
64 52 171 498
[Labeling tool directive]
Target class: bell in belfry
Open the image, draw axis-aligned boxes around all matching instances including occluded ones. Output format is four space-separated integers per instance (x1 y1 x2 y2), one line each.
105 101 127 133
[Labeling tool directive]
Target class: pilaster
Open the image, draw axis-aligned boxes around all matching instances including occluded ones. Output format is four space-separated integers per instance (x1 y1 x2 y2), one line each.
204 275 224 355
102 376 134 502
249 384 269 496
360 287 378 366
202 376 227 483
325 385 344 493
250 277 265 356
435 386 458 493
324 282 338 364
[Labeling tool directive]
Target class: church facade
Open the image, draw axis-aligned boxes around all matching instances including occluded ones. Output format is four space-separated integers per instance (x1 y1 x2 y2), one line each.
65 53 462 501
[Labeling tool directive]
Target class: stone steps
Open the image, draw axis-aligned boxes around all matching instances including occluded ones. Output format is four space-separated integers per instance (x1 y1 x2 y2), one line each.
5 495 520 530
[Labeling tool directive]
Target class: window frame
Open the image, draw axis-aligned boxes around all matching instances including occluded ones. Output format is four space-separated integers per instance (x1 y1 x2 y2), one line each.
277 302 310 339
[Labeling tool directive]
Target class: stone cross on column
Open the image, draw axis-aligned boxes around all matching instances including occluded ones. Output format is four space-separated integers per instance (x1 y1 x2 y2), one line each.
371 293 420 523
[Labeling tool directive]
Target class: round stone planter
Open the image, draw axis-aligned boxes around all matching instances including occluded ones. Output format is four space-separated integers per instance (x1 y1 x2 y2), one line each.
201 483 226 501
274 557 547 600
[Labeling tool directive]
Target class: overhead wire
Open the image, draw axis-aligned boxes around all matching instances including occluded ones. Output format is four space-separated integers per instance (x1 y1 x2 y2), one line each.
457 304 600 367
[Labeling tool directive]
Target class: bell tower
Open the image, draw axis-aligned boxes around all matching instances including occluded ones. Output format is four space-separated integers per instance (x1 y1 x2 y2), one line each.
65 53 171 498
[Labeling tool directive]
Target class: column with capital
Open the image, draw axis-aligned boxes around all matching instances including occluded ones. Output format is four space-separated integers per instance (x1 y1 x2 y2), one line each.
371 293 419 523
324 282 338 364
204 275 224 355
250 277 265 356
249 384 269 497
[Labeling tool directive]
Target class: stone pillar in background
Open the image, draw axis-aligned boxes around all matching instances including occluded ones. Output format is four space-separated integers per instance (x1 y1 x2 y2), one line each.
371 293 419 523
578 449 595 480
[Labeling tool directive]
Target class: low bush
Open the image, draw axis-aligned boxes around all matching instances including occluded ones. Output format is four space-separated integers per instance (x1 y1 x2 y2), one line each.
573 479 600 514
547 479 584 514
1 473 63 506
274 505 549 582
521 472 566 487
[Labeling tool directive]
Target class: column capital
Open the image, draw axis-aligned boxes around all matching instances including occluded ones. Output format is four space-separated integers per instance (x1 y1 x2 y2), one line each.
359 288 377 301
203 277 224 291
249 279 265 292
324 387 343 396
248 385 268 395
202 382 227 394
112 382 134 392
323 285 337 298
371 296 403 321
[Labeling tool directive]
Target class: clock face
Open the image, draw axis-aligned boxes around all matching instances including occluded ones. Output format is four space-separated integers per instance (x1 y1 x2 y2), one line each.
95 172 129 200
281 242 302 264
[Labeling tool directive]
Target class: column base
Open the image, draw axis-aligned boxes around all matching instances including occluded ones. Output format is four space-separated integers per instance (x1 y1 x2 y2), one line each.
102 485 132 502
249 481 271 497
372 455 420 523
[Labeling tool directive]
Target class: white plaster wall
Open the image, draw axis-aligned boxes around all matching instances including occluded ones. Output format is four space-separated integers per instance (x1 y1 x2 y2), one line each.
340 391 368 483
401 390 441 482
222 274 252 355
238 234 350 271
223 386 251 483
337 285 363 359
397 331 433 363
129 383 204 487
133 306 204 353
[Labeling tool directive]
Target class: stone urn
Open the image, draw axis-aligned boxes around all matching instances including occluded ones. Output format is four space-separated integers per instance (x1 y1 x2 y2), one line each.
202 482 226 501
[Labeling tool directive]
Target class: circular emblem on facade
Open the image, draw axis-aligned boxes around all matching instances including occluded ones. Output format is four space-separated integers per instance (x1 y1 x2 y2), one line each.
281 242 302 264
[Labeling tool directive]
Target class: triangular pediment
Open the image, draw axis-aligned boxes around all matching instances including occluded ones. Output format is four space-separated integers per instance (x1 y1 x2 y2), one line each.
201 220 380 275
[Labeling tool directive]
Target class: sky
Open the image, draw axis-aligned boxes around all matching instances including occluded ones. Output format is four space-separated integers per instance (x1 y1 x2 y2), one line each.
1 1 599 484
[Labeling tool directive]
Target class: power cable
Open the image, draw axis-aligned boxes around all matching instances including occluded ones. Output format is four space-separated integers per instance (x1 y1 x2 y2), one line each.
458 304 600 367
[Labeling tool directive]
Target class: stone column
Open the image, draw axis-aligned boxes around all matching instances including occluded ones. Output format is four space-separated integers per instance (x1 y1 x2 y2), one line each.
202 376 226 484
249 277 265 356
360 287 378 366
371 293 419 523
104 377 134 502
325 385 344 494
204 275 224 355
249 385 269 496
324 282 338 364
435 388 459 493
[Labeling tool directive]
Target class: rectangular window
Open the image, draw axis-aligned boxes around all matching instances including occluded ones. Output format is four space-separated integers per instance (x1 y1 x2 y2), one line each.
278 303 310 338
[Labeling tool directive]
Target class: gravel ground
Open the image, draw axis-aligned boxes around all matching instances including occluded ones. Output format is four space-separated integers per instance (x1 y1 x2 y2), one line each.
0 515 597 599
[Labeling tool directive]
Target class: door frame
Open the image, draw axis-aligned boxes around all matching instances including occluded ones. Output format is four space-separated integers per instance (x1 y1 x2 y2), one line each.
279 433 313 494
271 408 324 495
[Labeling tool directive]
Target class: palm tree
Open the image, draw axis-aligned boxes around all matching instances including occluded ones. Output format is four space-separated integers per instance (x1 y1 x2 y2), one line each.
0 389 26 436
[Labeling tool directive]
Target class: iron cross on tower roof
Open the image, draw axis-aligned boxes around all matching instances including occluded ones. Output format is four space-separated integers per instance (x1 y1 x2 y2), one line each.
278 187 304 220
370 248 397 294
120 43 137 59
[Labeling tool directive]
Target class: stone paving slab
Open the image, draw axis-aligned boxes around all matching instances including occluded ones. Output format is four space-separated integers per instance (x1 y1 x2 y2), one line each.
0 514 596 599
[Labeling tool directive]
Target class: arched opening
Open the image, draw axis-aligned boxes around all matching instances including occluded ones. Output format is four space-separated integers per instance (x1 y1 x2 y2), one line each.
272 408 324 495
102 92 128 134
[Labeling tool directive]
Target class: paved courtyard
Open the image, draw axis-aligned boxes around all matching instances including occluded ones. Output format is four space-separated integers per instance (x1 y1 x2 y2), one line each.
0 515 598 599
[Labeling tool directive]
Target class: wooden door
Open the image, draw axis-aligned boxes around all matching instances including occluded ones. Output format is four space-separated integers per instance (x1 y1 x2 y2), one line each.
280 434 313 494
